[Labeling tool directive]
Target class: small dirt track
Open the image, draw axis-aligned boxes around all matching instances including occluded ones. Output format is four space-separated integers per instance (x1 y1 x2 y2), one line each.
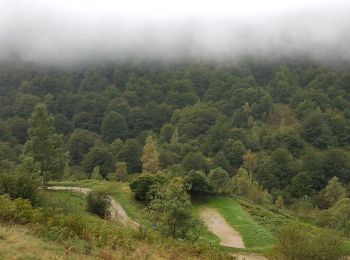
199 207 245 248
48 186 139 228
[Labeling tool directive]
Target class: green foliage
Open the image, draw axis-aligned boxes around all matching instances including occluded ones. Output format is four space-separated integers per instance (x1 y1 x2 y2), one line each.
257 148 296 191
223 139 245 170
86 190 111 218
181 151 209 172
148 178 200 240
82 146 114 178
2 62 350 205
101 111 128 143
141 135 160 174
115 162 127 181
316 176 347 209
91 166 103 180
232 168 272 205
68 129 99 165
184 170 210 197
0 169 41 203
208 167 230 194
117 138 142 173
319 198 350 236
22 104 68 186
275 195 284 209
129 174 164 203
273 223 345 260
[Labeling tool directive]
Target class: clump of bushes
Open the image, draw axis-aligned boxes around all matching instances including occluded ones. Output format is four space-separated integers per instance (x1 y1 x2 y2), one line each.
272 223 345 260
0 169 41 203
86 190 111 218
129 174 164 203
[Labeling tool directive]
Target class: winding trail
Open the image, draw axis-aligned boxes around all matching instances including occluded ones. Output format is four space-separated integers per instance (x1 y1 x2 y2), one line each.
48 186 139 228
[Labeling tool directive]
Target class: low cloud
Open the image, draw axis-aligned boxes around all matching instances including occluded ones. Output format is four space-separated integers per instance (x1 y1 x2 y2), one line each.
1 0 350 64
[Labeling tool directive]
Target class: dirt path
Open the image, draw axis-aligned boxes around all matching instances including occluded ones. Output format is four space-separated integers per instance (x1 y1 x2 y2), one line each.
199 208 245 248
48 186 139 228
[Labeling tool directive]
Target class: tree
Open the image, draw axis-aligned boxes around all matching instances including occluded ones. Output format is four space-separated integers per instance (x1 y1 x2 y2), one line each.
223 139 245 170
275 195 285 209
115 162 127 181
181 151 208 172
159 123 175 143
256 148 296 191
208 167 230 194
302 112 333 149
243 150 257 180
141 135 160 174
101 111 128 143
22 105 68 187
213 151 232 172
82 146 114 178
68 129 99 165
184 170 210 197
117 138 143 173
91 166 103 180
53 114 73 135
148 178 200 240
318 177 347 208
232 168 272 205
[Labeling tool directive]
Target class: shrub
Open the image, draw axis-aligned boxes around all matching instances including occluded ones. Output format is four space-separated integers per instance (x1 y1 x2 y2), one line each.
273 223 345 260
129 174 164 203
86 190 111 218
0 169 41 203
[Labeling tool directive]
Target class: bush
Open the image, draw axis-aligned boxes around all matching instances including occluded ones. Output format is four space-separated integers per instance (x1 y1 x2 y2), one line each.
129 174 164 203
86 191 111 218
273 223 345 260
0 170 41 203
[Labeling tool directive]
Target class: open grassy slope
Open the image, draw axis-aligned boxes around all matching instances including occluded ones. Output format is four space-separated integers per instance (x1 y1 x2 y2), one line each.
0 183 234 259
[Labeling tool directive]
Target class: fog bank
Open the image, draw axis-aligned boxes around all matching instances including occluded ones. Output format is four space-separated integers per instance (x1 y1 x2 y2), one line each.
1 0 350 64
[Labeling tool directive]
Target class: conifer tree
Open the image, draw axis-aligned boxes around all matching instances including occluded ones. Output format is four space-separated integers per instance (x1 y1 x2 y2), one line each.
22 104 68 187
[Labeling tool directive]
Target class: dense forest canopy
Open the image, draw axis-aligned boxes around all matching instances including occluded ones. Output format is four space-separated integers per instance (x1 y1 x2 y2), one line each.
1 60 350 202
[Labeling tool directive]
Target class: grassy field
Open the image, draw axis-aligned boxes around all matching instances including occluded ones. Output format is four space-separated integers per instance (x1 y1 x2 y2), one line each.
195 197 275 251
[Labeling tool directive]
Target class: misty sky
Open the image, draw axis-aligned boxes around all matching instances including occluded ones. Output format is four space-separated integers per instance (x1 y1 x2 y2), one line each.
1 0 350 64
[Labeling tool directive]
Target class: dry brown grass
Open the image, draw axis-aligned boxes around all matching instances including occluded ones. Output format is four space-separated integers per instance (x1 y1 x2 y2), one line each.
0 225 95 260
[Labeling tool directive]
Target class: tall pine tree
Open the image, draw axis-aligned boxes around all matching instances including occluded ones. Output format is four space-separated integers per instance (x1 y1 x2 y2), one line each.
22 104 68 187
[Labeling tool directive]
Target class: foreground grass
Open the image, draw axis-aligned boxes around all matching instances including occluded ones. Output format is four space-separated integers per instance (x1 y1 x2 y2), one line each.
195 197 275 251
0 225 96 260
0 192 234 259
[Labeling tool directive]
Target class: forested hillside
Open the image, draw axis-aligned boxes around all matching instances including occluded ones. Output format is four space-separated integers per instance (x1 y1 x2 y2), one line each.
1 60 350 203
